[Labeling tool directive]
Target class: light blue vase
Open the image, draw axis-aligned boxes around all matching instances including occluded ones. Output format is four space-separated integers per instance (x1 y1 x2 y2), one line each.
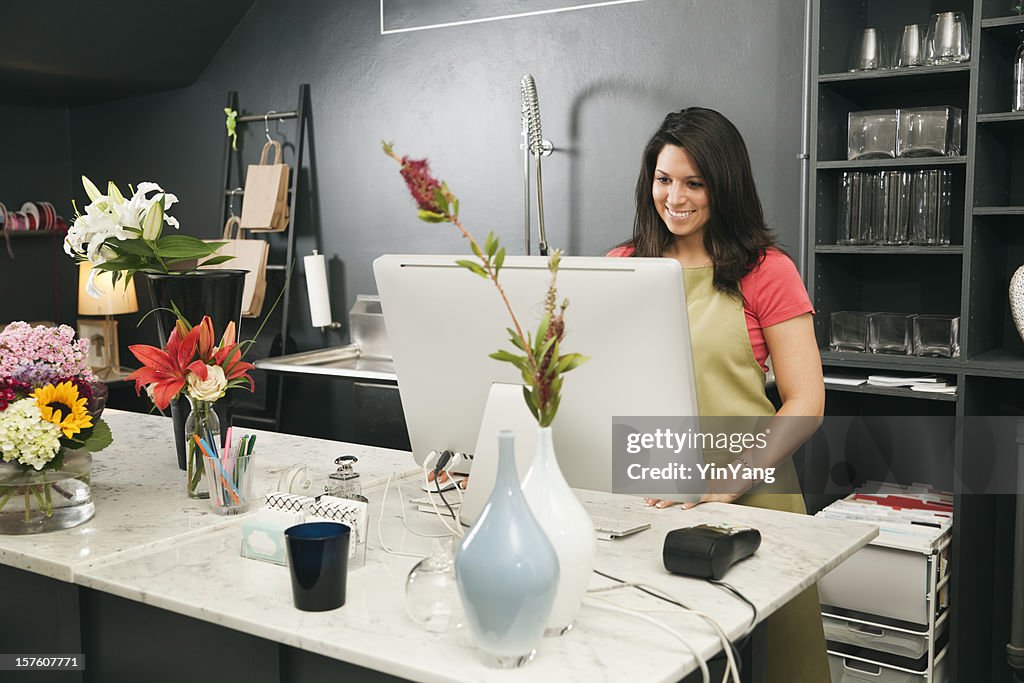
455 430 559 667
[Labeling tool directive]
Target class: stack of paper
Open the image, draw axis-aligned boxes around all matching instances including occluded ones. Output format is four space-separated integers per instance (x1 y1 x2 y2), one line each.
865 374 957 395
824 373 868 386
816 481 952 550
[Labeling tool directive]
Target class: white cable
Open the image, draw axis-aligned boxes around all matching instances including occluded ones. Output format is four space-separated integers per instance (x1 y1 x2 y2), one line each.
585 599 710 683
376 472 431 558
422 455 464 537
589 581 741 683
623 583 740 683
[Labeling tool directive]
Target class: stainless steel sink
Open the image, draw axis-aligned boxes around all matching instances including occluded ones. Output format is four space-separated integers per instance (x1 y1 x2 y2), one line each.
254 344 396 381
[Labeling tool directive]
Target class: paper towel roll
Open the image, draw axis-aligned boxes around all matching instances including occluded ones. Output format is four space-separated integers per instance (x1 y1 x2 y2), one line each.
304 252 333 327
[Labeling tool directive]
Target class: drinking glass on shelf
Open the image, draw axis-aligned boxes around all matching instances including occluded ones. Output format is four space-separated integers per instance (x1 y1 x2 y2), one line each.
877 170 910 245
909 170 952 245
830 311 869 352
863 171 886 245
849 28 888 71
837 172 867 245
868 313 914 355
913 315 960 358
894 24 926 68
1014 30 1024 111
925 12 970 65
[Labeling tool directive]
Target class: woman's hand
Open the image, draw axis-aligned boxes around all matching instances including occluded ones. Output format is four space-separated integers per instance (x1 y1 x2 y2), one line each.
642 491 743 509
642 497 679 509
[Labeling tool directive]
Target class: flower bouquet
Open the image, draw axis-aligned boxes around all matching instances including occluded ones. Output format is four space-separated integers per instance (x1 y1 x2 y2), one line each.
126 314 254 498
63 176 229 289
0 323 113 533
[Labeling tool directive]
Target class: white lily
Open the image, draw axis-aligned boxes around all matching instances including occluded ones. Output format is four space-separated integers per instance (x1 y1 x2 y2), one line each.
81 176 103 202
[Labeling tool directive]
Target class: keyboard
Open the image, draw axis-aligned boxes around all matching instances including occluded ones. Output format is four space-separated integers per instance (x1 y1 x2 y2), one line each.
590 515 651 540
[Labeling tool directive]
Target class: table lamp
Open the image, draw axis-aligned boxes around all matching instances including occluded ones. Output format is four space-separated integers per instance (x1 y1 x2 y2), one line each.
77 262 139 380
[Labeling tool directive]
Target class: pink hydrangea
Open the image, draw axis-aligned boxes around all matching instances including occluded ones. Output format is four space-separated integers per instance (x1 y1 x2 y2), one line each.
0 323 91 386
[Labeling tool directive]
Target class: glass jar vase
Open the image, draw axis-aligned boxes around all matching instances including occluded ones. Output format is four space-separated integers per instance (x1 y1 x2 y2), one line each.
0 448 94 534
184 398 219 499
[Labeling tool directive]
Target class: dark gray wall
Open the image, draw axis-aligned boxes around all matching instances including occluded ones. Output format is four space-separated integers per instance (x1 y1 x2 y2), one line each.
0 106 75 325
57 0 805 435
67 0 806 350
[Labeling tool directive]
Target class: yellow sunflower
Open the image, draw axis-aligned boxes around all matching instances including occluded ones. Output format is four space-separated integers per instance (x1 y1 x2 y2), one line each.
31 382 93 438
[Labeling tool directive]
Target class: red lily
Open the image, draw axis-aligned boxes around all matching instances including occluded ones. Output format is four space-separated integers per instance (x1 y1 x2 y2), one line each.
214 340 255 390
126 326 210 409
176 315 217 361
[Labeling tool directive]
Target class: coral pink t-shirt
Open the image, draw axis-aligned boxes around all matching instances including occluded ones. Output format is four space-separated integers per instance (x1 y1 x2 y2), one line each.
606 246 813 372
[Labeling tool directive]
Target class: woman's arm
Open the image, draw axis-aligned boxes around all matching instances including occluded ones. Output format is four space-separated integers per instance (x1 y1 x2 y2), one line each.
766 313 824 419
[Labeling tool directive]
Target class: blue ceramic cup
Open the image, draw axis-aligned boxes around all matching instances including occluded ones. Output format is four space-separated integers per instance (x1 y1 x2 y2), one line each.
284 522 351 611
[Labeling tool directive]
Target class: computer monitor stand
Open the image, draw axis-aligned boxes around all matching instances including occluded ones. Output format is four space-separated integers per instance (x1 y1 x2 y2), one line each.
459 382 539 527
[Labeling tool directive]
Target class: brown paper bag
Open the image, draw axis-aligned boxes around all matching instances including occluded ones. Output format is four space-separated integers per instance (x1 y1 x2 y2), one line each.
240 140 289 232
203 217 269 318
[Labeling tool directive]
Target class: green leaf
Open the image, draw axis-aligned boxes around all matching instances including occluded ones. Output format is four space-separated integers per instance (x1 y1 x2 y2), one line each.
153 235 219 259
484 232 497 257
141 195 164 240
433 188 448 212
493 247 505 275
507 328 527 351
470 240 483 259
489 350 528 370
556 353 590 374
455 259 488 278
452 198 459 217
537 335 556 364
551 375 564 399
417 209 448 223
544 341 561 377
533 315 551 356
522 386 540 421
108 238 156 257
199 254 236 267
80 420 113 452
82 176 102 201
540 395 561 427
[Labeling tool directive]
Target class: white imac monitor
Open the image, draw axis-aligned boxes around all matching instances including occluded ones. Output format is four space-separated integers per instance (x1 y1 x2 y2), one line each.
372 254 699 494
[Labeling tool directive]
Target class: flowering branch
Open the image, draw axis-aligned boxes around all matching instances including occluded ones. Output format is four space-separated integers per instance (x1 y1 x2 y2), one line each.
383 142 586 426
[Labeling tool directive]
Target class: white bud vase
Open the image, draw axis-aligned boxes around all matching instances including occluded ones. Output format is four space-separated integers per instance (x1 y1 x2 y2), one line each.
521 426 597 636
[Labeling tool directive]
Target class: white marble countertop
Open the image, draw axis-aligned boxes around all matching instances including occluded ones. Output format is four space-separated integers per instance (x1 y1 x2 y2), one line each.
0 410 876 682
72 473 876 683
0 409 419 581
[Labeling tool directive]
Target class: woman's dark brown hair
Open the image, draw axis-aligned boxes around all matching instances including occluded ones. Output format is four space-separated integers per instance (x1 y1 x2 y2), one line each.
627 107 777 298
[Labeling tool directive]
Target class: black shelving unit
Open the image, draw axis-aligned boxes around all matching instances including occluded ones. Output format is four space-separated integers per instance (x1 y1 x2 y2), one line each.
809 0 1018 679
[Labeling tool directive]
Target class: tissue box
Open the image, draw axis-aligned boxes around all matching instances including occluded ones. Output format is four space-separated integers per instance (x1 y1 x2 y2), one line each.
241 508 305 565
265 491 315 513
309 495 368 569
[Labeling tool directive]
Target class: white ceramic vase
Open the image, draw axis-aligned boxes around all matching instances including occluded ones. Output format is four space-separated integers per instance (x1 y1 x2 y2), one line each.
521 426 597 636
1010 265 1024 343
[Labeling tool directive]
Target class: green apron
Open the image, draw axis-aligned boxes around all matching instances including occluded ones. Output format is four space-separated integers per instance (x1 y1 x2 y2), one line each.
684 266 829 683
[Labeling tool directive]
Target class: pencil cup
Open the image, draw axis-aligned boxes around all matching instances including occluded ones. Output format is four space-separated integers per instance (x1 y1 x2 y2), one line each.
203 452 256 515
285 522 351 611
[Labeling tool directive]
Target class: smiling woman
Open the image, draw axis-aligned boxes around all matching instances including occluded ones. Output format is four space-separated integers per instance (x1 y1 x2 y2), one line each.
609 107 827 683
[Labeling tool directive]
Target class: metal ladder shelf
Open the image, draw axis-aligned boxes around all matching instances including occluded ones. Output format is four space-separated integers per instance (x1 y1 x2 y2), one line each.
220 83 311 431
